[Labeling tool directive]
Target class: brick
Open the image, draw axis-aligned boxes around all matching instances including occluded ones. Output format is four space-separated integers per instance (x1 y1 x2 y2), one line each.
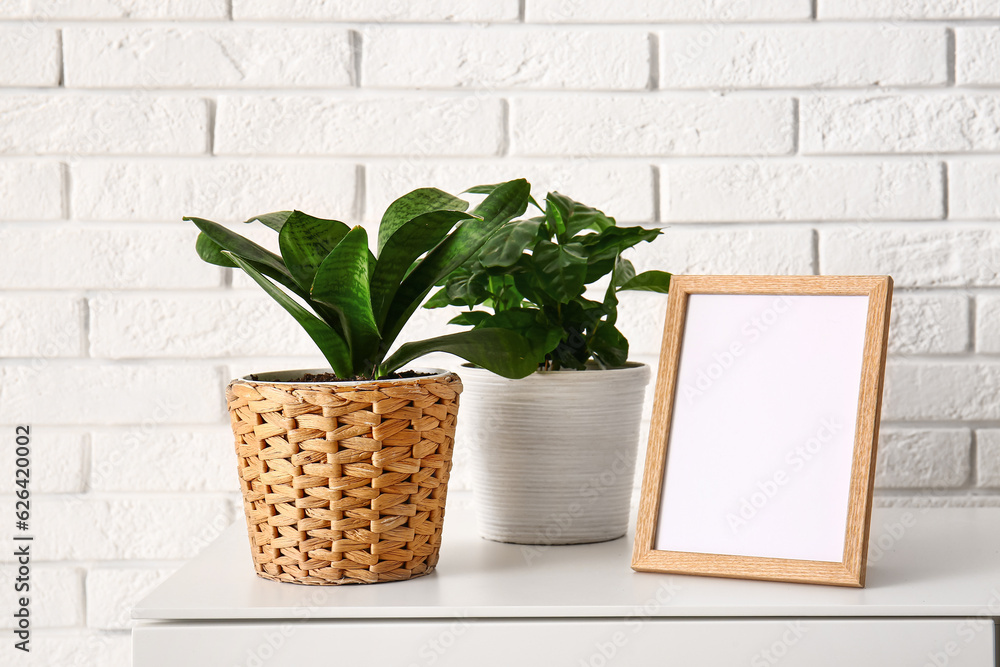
889 292 969 355
526 0 810 22
662 160 942 222
0 430 87 493
10 630 130 667
0 27 60 86
0 364 223 425
616 291 669 358
0 161 63 220
975 294 1000 353
976 430 1000 487
660 26 946 89
820 226 1000 287
64 27 352 89
72 160 356 222
365 161 654 223
90 427 234 492
0 567 83 628
90 293 315 358
0 0 226 18
87 568 174 629
630 226 814 275
882 360 1000 421
20 496 232 560
0 95 208 156
364 27 649 91
0 225 220 289
957 28 1000 85
949 160 1000 219
819 0 1000 19
512 97 793 157
233 0 519 21
802 95 1000 155
874 428 971 488
0 295 82 357
215 96 503 156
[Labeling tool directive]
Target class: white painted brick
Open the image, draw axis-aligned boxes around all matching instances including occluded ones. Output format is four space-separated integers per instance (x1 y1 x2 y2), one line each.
616 291 669 358
820 0 1000 19
0 295 82 357
0 225 220 289
662 161 942 222
820 226 1000 287
87 568 174 629
889 292 969 355
0 95 208 156
975 294 1000 353
630 227 815 275
0 0 226 18
72 160 356 222
976 430 1000 487
364 27 649 90
233 0 519 21
0 567 83 628
90 428 234 492
875 428 971 488
9 630 130 667
660 26 946 89
22 496 231 560
0 161 63 220
956 28 1000 85
527 0 811 22
512 97 794 157
65 27 352 89
0 364 223 425
882 360 1000 421
215 96 503 156
89 293 316 358
0 27 60 86
949 160 1000 219
0 430 88 494
366 160 654 223
802 95 1000 154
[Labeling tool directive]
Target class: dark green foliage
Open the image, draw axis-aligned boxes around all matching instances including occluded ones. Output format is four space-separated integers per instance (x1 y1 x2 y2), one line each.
427 188 671 371
188 180 540 380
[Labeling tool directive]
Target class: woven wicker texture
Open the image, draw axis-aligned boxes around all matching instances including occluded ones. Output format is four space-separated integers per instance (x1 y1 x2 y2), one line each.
226 372 462 585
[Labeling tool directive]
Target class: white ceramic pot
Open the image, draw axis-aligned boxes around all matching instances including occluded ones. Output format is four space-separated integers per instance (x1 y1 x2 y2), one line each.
458 362 651 545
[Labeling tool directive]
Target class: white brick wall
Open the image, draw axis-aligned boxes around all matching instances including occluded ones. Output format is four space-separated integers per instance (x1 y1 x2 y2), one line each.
2 3 999 664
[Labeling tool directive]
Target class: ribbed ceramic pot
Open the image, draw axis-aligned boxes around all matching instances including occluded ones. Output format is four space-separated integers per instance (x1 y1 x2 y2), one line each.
458 362 651 545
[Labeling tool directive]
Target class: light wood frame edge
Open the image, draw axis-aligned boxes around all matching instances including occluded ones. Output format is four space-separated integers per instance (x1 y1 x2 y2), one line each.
631 275 894 587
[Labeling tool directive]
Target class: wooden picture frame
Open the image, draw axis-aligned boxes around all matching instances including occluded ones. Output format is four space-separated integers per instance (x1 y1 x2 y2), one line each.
632 275 893 587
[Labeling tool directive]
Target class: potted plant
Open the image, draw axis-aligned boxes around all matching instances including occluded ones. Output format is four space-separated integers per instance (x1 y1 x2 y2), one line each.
187 179 541 585
426 187 671 546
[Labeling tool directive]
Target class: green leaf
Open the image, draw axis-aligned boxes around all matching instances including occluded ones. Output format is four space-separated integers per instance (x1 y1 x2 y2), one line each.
423 287 452 309
448 311 492 327
532 241 588 303
464 183 543 212
603 253 623 327
482 308 561 362
371 209 475 326
311 227 380 371
226 253 352 378
445 270 488 306
277 211 351 293
381 178 531 351
545 192 571 239
478 218 542 268
576 225 661 262
613 258 637 287
590 322 629 368
619 270 672 294
378 188 469 254
245 211 294 232
380 328 539 379
195 232 237 268
186 216 304 297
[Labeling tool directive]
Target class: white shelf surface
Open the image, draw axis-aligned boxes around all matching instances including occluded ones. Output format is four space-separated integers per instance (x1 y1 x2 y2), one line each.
133 501 1000 621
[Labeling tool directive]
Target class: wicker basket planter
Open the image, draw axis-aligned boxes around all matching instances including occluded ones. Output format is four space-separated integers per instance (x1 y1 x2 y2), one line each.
226 369 463 585
458 363 650 545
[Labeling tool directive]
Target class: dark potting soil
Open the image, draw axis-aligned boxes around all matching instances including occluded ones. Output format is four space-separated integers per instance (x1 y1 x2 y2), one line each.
254 370 436 383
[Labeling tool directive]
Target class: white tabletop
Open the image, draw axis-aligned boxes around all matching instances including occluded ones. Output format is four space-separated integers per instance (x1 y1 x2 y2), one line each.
133 500 1000 621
